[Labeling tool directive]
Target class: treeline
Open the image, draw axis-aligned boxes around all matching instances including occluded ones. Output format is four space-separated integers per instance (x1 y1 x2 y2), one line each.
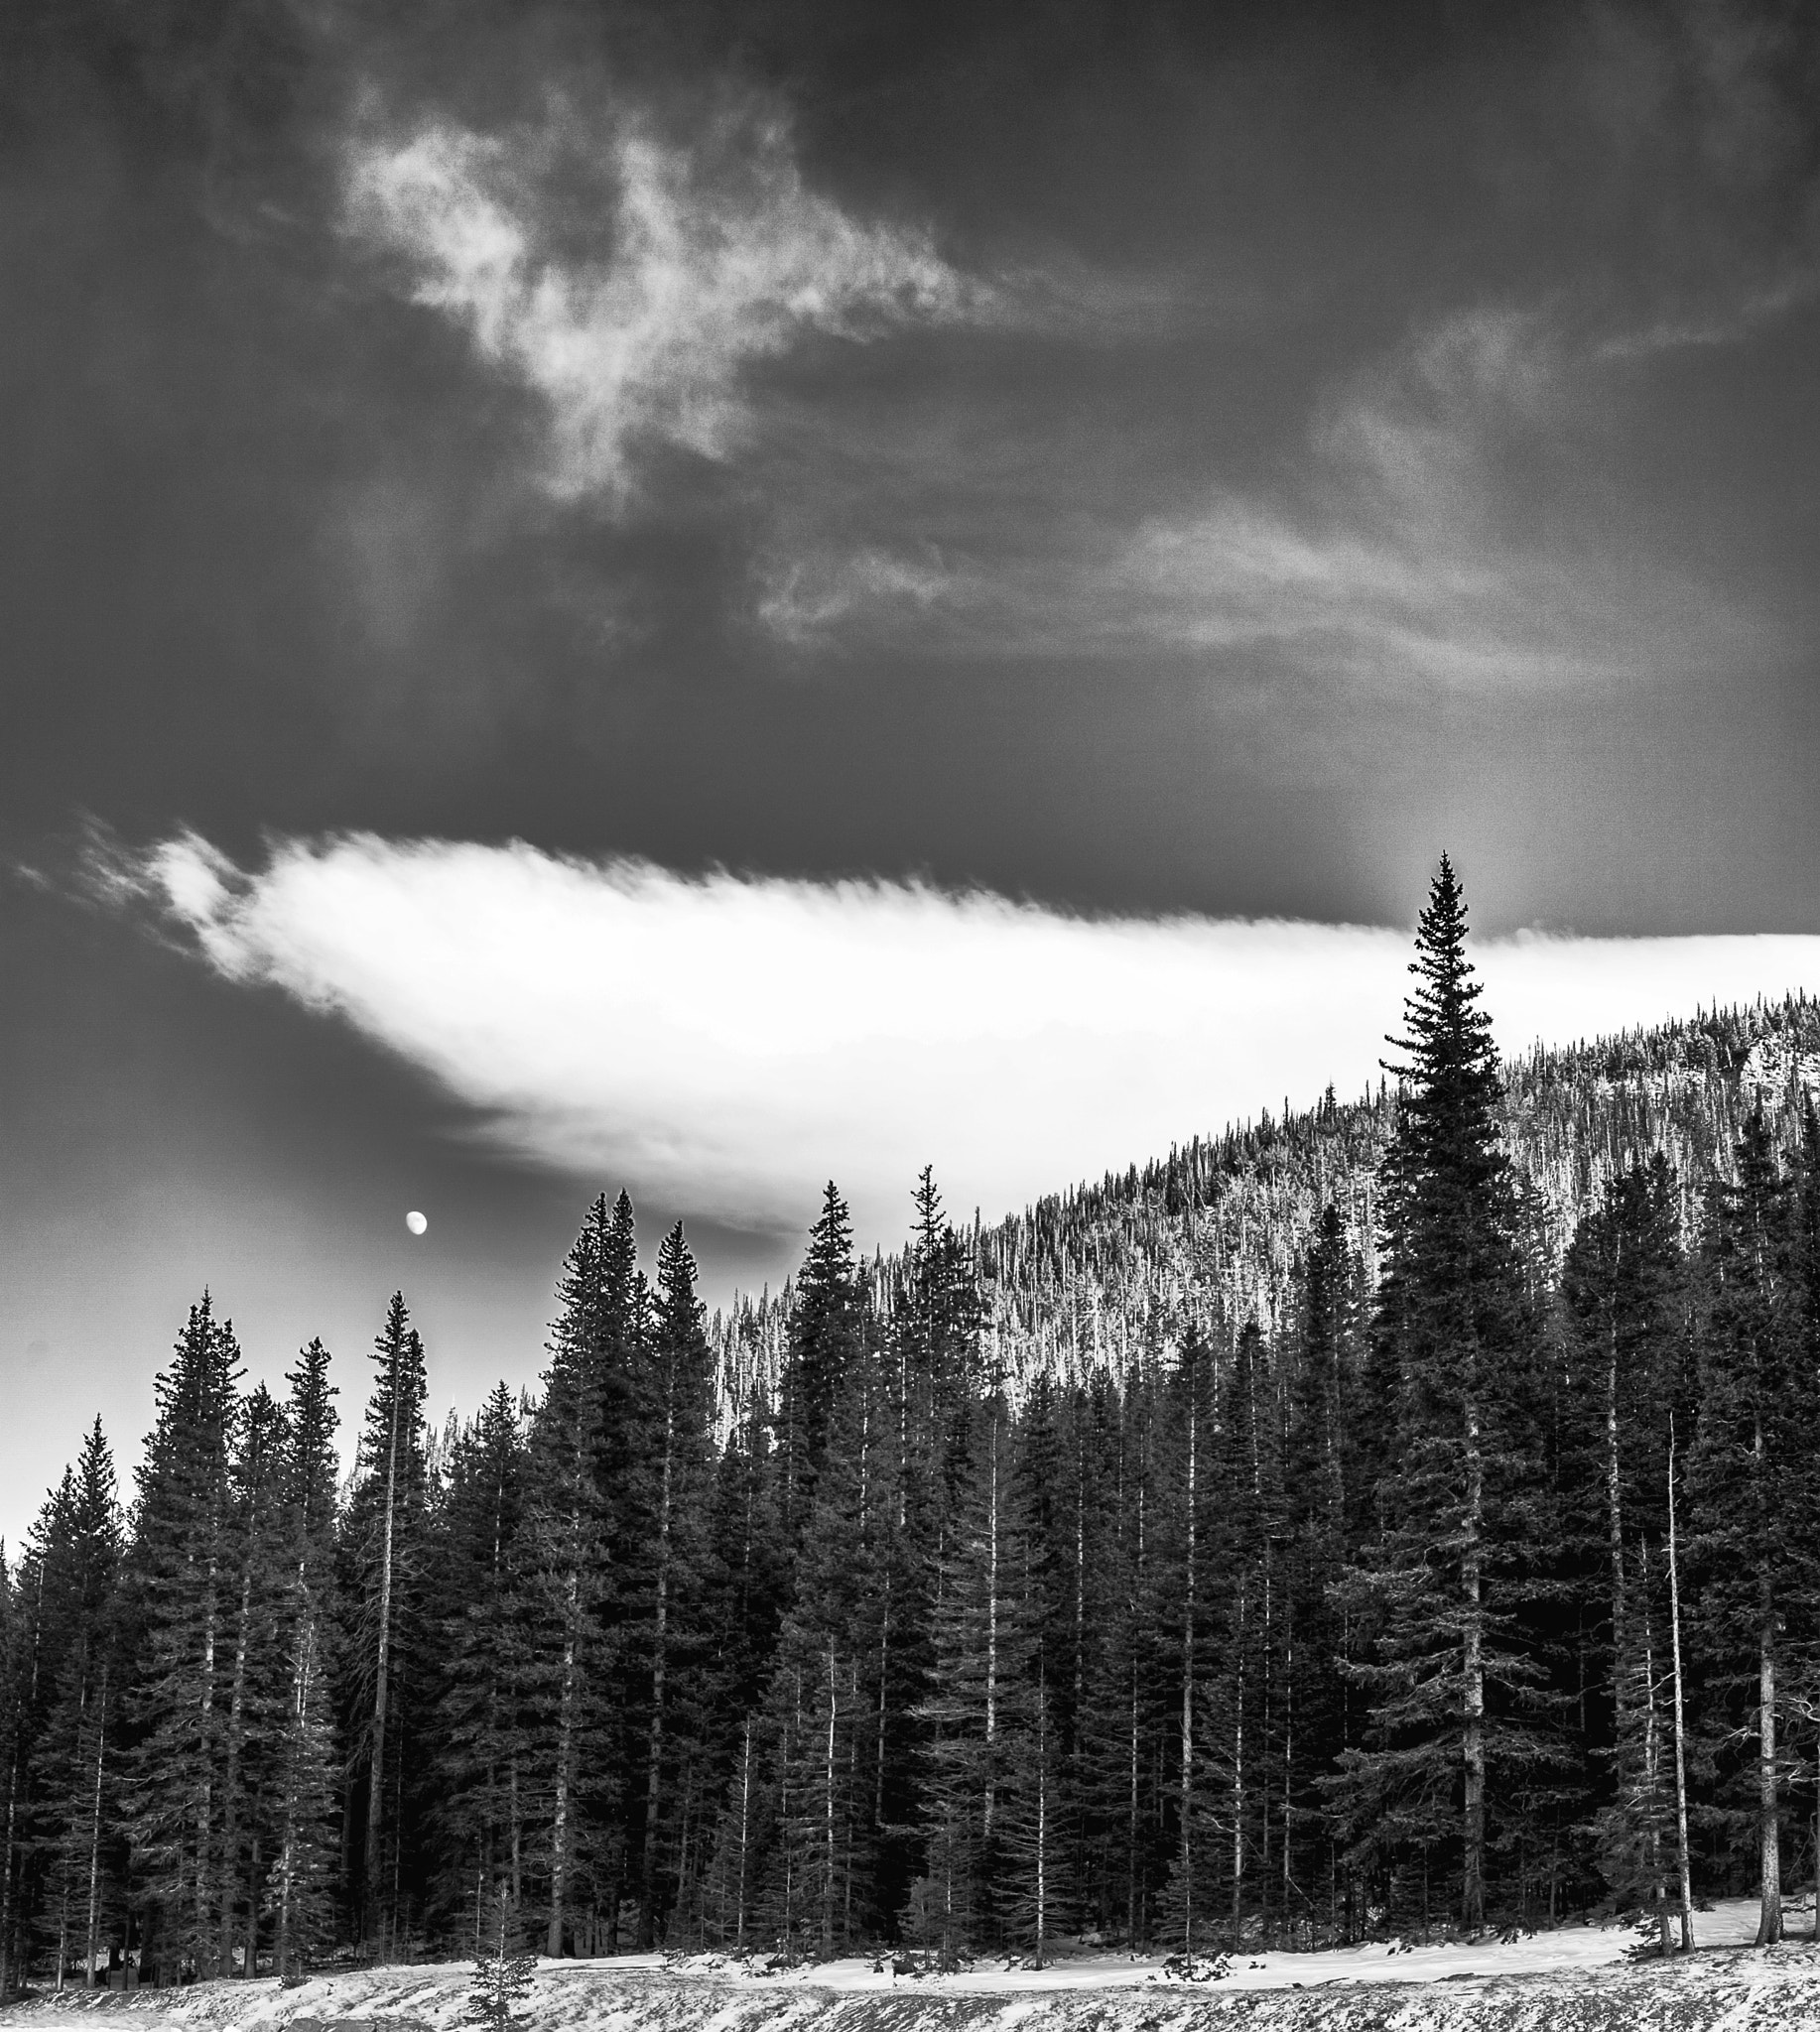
3 859 1820 1987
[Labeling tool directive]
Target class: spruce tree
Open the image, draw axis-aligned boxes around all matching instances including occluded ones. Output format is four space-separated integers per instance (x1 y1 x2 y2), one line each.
34 1424 123 1987
1686 1106 1816 1945
628 1221 717 1948
1562 1161 1691 1941
341 1292 431 1954
273 1341 341 1977
515 1225 614 1956
1284 1208 1363 1939
915 1390 1035 1961
778 1186 863 1540
430 1384 530 1952
123 1294 244 1977
1335 857 1555 1931
0 1540 20 1996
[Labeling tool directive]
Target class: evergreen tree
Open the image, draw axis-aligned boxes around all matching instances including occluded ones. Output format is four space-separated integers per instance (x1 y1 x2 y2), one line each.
915 1391 1035 1961
273 1341 341 1977
515 1224 615 1956
1284 1208 1364 1939
1686 1106 1817 1944
1562 1161 1691 1940
123 1294 244 1977
464 1885 537 2031
696 1391 788 1951
758 1344 897 1955
33 1424 123 1987
778 1186 863 1540
1335 857 1556 1931
628 1221 718 1947
429 1384 530 1952
0 1540 20 1996
340 1292 430 1954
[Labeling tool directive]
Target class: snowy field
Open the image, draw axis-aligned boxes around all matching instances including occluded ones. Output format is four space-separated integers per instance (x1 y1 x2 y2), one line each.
9 1902 1820 2032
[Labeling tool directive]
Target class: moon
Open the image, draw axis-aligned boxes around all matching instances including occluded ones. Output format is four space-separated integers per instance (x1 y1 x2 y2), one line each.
406 1210 428 1235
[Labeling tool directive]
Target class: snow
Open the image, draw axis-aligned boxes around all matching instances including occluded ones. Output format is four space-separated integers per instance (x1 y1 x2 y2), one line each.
8 1901 1820 2032
636 1896 1800 1993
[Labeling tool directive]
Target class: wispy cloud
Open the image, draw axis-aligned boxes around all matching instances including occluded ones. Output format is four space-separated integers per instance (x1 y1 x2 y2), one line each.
344 105 993 504
763 306 1766 686
95 831 1820 1244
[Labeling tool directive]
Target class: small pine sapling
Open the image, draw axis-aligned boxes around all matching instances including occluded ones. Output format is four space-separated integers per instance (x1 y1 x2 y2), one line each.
466 1891 537 2032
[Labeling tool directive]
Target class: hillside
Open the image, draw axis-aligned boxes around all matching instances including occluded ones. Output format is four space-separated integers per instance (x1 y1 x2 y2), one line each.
710 993 1820 1401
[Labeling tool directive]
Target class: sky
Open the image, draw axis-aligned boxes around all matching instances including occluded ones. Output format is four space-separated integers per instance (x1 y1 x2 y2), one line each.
3 0 1819 1549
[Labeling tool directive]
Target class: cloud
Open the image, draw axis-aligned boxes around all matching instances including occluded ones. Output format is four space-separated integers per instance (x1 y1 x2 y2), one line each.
98 831 1820 1246
1113 312 1629 684
767 305 1766 686
344 105 991 504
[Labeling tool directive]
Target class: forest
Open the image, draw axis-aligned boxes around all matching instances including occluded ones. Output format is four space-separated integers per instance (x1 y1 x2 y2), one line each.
3 857 1819 1989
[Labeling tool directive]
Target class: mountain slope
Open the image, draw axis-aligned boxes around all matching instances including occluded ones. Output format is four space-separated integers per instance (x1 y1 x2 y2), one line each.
711 994 1820 1402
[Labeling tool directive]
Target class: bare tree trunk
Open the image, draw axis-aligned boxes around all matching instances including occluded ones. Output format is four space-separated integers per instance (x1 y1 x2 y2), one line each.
509 1760 523 1913
195 1548 221 1972
1638 1547 1669 1957
83 1667 107 1985
1758 1633 1782 1944
822 1646 839 1956
1126 1478 1145 1948
0 1746 19 1998
366 1362 404 1949
984 1417 1000 1843
639 1372 678 1949
1180 1377 1197 1956
275 1604 320 1982
220 1556 256 1974
1233 1592 1245 1957
1667 1421 1696 1954
733 1720 753 1952
546 1566 581 1958
1034 1688 1048 1970
1462 1390 1487 1932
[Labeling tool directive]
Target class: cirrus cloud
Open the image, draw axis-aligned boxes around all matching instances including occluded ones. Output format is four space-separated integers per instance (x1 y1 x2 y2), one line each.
92 830 1820 1246
344 105 993 504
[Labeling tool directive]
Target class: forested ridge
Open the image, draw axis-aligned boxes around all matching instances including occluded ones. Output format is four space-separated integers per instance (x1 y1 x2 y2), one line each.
5 862 1820 1992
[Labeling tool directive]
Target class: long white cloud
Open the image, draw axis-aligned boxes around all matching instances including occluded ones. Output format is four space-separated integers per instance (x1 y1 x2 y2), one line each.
102 831 1820 1245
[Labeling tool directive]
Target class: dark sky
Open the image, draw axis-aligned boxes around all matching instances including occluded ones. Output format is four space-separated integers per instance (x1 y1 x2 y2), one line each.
3 0 1818 1545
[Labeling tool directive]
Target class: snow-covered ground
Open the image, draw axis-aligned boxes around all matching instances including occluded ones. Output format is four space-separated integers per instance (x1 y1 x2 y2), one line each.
9 1901 1820 2032
642 1895 1796 1993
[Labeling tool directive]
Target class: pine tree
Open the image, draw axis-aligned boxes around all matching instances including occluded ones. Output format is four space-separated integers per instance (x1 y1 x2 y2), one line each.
1334 857 1556 1932
34 1424 123 1987
0 1539 20 1997
629 1221 717 1947
273 1341 341 1978
915 1391 1035 1961
697 1397 789 1951
759 1343 897 1956
430 1384 530 1952
464 1885 537 2031
1283 1207 1363 1940
1076 1367 1165 1947
515 1224 615 1957
216 1385 295 1977
1562 1161 1691 1942
123 1294 244 1977
341 1292 430 1954
1686 1106 1817 1945
591 1190 648 1948
1157 1323 1222 1956
778 1186 863 1540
